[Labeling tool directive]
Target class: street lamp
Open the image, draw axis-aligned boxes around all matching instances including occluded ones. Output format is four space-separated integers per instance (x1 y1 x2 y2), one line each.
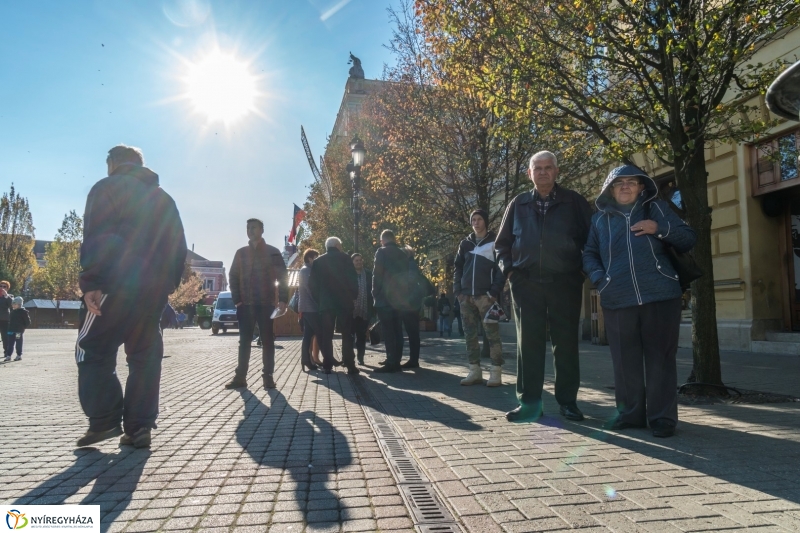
348 135 366 253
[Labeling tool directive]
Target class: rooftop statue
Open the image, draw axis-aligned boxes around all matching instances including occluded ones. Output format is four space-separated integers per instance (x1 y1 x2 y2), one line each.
348 52 364 79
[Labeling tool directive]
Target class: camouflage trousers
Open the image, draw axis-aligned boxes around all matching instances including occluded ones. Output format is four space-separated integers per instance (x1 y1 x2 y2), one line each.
460 295 503 366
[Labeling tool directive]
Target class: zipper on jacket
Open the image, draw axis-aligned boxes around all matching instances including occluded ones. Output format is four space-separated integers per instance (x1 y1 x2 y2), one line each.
472 234 490 295
624 208 643 305
539 210 547 279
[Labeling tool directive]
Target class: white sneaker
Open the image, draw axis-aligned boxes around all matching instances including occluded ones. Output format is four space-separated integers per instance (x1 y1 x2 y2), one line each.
487 366 502 387
460 364 483 386
3 357 9 362
13 356 21 361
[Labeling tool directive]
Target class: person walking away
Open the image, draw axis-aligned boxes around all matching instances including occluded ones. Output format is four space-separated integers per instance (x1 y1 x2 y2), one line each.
75 144 187 448
297 249 320 371
176 311 186 328
455 209 505 387
351 253 373 365
496 150 593 423
583 165 696 438
372 230 410 373
0 281 13 355
309 237 359 374
225 218 288 390
5 297 30 361
437 294 452 337
396 246 435 369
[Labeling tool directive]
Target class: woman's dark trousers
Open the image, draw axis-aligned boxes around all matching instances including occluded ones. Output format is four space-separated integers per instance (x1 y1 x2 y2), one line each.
236 305 275 378
352 316 369 360
301 312 320 366
509 271 583 408
603 298 681 427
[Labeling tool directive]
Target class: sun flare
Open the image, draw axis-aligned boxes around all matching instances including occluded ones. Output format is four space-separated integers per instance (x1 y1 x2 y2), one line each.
186 51 257 123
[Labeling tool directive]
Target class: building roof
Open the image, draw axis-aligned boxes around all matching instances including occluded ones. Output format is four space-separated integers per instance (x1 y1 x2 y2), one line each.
33 240 51 257
186 249 208 261
25 299 82 309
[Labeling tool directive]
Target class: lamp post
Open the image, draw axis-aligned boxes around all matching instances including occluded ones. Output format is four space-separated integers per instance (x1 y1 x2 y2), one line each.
348 136 366 253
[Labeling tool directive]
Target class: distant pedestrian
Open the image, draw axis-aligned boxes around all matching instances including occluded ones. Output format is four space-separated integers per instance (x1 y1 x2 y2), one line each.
437 294 452 337
453 298 464 336
76 144 187 448
225 218 288 390
176 311 186 328
5 297 30 361
310 237 359 374
160 303 178 329
0 281 12 355
297 248 320 372
455 209 504 387
583 165 696 438
496 150 592 423
396 246 434 369
372 229 411 373
351 253 373 366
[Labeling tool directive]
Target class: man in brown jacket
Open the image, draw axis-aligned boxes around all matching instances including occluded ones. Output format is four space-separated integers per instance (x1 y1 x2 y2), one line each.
225 218 288 390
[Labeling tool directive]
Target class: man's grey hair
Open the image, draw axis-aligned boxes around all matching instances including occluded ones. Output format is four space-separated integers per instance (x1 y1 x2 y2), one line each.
107 144 144 167
325 236 342 249
529 151 558 169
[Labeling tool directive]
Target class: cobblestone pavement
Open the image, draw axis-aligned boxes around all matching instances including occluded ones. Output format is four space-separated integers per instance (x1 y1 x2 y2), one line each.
2 329 800 533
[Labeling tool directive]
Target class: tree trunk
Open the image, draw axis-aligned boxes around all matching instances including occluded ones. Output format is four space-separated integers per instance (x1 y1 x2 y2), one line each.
678 147 724 388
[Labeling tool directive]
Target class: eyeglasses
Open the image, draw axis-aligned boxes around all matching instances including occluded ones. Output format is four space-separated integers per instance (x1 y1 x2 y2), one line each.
611 179 641 189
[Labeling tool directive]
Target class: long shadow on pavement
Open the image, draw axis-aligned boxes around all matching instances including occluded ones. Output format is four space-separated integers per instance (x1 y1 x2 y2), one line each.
235 389 353 528
13 448 151 533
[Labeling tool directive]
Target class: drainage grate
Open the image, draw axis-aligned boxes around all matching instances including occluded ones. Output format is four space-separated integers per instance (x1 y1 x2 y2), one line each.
349 375 463 532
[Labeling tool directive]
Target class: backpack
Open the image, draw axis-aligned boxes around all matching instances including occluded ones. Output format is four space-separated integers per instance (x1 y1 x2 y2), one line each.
441 304 451 316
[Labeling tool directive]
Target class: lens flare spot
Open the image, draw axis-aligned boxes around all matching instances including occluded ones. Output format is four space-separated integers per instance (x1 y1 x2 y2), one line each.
605 486 617 499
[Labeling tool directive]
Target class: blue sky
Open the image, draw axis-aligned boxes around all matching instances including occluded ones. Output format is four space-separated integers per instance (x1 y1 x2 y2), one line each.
0 0 399 266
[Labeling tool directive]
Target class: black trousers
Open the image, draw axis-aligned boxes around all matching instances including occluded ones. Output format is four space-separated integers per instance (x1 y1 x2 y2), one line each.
301 312 320 366
5 333 22 357
236 305 275 379
509 271 583 407
0 321 8 354
320 309 355 370
75 292 166 434
377 306 403 367
604 298 682 427
398 311 420 363
352 316 369 358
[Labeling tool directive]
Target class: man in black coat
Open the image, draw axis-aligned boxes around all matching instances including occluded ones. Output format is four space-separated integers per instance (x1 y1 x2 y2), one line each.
372 229 410 373
310 237 359 374
351 253 374 365
0 281 13 354
75 145 187 449
496 150 592 423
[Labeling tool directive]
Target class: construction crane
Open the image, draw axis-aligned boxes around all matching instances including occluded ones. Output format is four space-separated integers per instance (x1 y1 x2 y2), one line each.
301 126 332 203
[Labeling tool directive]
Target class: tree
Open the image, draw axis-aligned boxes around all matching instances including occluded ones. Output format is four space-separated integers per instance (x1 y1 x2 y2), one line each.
0 185 36 292
169 263 206 310
34 211 83 300
417 0 800 390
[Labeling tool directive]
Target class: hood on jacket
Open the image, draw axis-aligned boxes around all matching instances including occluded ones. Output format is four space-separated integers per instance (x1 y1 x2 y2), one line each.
595 164 658 212
110 163 159 187
466 230 497 246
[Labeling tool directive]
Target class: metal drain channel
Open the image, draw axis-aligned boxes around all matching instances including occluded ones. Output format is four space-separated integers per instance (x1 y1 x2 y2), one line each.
351 376 463 533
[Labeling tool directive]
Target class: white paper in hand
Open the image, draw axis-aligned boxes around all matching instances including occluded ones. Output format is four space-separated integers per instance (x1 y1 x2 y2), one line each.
270 307 287 319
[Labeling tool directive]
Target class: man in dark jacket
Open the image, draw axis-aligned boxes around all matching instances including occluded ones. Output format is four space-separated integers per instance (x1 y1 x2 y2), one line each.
76 145 187 449
351 253 373 365
372 229 410 373
496 151 593 423
455 209 504 387
310 237 359 374
225 218 288 390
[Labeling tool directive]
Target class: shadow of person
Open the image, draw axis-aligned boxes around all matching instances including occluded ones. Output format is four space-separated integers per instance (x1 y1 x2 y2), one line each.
314 372 483 432
13 448 151 532
235 389 352 528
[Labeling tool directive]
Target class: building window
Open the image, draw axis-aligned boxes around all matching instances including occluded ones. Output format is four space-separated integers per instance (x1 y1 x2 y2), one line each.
204 279 214 291
751 128 800 196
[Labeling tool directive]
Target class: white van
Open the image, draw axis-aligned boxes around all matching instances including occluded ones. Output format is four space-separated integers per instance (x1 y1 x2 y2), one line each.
212 291 238 334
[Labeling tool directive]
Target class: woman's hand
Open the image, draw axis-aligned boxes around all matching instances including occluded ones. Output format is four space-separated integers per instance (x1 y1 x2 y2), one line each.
631 220 658 236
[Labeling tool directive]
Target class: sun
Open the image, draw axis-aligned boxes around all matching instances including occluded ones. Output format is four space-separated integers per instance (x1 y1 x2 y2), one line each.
186 51 257 123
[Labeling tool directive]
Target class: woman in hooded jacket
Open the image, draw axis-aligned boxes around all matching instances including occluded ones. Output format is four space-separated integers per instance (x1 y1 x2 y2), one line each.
583 165 696 438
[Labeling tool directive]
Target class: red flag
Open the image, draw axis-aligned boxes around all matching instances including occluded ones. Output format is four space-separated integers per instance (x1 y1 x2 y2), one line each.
288 204 306 244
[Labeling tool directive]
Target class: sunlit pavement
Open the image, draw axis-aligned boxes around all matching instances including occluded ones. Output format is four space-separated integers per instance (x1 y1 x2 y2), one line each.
2 329 800 532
